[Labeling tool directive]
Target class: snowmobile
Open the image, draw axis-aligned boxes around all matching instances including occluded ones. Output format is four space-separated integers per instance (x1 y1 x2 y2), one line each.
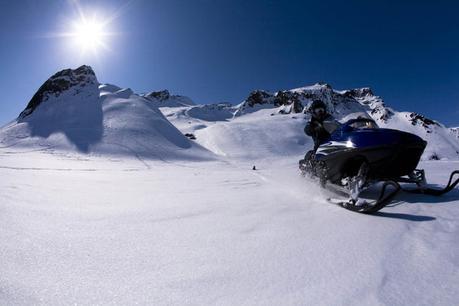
299 117 459 214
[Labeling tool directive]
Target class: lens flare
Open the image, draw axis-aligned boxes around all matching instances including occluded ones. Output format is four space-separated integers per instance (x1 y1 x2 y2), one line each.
45 0 128 58
70 17 110 53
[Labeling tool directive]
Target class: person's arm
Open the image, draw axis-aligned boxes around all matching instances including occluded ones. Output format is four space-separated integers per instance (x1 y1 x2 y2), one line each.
304 122 314 136
304 121 322 136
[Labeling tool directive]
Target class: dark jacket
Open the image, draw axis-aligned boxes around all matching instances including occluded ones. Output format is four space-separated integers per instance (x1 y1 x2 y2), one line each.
304 113 334 150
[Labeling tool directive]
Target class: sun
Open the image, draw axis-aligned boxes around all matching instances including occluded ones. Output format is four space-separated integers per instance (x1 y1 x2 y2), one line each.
68 16 112 54
48 2 123 57
73 19 106 50
45 1 129 58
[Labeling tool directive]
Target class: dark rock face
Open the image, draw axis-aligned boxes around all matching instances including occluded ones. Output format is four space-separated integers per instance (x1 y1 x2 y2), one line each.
409 112 439 128
142 89 195 107
238 83 389 117
342 88 374 99
240 90 305 114
233 82 405 125
184 133 196 140
370 106 394 121
246 90 272 107
19 65 98 119
451 127 459 139
144 90 171 101
274 91 304 113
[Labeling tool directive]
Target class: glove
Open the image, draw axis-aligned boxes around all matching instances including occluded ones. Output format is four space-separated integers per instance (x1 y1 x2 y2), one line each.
313 122 323 133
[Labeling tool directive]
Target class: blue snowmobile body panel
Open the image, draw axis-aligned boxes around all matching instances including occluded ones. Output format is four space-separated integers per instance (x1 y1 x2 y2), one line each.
315 118 427 183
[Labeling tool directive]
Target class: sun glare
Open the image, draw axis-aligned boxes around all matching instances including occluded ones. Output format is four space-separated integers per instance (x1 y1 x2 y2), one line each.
47 0 125 57
71 18 108 52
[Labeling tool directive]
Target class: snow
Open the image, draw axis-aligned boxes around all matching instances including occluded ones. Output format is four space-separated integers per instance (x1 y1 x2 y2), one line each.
1 70 459 304
291 83 331 92
193 110 307 159
1 149 458 305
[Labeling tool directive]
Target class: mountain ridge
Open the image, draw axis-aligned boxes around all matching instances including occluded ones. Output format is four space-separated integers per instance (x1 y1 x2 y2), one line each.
2 65 458 160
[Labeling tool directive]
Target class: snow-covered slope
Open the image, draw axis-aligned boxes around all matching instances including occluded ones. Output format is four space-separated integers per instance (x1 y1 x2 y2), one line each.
0 66 212 161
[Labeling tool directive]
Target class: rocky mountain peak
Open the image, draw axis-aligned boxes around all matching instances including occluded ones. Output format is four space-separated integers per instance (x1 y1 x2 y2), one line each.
314 82 333 89
19 65 99 119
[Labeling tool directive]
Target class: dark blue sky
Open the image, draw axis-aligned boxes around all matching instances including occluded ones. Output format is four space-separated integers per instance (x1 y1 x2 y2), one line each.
1 0 458 126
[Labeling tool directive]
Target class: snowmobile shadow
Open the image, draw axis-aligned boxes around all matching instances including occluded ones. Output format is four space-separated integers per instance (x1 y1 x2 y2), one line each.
371 185 459 221
370 210 436 222
396 186 459 204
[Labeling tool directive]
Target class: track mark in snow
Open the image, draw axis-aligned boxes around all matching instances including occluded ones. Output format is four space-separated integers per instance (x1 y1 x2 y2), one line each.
250 171 269 182
220 179 261 188
146 210 215 224
0 166 98 172
0 145 58 154
104 141 152 169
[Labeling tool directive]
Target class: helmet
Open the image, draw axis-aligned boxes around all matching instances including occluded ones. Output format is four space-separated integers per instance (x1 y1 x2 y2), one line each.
309 100 327 112
309 100 327 119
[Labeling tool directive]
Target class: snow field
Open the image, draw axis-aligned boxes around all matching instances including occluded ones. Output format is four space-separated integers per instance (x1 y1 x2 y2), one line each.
1 149 458 305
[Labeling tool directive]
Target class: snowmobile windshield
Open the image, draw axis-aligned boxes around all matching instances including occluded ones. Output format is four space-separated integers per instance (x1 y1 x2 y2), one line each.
348 119 378 130
322 119 341 134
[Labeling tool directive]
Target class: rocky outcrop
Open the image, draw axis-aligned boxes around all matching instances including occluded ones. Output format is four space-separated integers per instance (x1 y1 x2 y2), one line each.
142 90 195 107
19 65 98 119
234 83 393 119
144 90 171 101
245 90 273 107
407 113 440 134
274 91 303 113
341 87 374 98
408 113 439 128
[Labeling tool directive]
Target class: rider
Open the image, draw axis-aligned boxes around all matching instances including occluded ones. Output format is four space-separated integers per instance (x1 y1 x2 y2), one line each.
304 99 334 151
300 99 335 173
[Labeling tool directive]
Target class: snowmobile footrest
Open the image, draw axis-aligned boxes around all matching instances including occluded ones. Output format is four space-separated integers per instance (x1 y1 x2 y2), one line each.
328 181 401 214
